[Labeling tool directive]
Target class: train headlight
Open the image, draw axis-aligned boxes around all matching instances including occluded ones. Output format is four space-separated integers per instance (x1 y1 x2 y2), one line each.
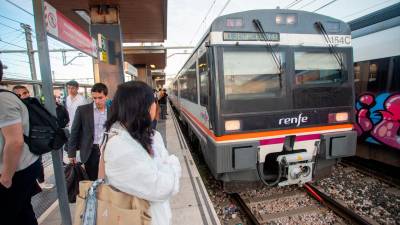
286 14 297 25
275 14 297 25
275 15 284 24
328 112 349 123
225 120 241 131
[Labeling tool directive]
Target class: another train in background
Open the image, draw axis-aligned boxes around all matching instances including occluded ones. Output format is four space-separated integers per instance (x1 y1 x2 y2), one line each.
350 3 400 167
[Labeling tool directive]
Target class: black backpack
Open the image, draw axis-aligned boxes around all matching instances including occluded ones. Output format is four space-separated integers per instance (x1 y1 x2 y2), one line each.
0 90 67 155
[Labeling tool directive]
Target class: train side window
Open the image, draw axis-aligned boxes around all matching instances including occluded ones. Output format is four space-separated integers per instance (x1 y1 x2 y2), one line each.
180 72 188 99
390 56 400 92
173 81 178 96
367 58 389 93
198 53 209 106
187 63 198 103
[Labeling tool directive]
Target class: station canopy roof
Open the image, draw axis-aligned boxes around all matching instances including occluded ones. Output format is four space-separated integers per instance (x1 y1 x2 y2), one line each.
46 0 167 69
46 0 167 42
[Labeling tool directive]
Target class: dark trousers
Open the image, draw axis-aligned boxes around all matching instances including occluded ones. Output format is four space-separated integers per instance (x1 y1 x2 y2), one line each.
37 156 45 183
0 159 41 225
160 104 167 119
152 120 158 130
84 145 100 181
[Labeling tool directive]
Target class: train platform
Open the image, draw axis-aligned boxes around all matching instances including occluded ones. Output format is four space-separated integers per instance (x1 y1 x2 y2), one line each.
37 104 220 225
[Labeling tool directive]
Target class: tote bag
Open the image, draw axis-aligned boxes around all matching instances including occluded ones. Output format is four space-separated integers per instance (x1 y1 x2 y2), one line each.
74 132 151 225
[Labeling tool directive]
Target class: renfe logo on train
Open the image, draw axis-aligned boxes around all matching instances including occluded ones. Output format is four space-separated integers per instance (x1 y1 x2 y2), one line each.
278 113 308 127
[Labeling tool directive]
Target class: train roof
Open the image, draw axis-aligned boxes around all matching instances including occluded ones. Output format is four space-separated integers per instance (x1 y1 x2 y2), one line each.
348 2 400 31
209 9 351 35
171 9 351 82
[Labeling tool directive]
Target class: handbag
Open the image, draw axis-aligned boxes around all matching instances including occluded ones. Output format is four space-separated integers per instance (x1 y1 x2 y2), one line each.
74 131 151 225
64 162 89 203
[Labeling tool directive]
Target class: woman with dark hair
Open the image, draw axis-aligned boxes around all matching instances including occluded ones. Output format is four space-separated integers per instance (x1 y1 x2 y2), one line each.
103 81 181 225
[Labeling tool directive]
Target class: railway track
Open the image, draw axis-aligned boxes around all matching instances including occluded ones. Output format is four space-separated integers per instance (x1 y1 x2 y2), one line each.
230 181 386 225
232 185 347 225
340 158 400 188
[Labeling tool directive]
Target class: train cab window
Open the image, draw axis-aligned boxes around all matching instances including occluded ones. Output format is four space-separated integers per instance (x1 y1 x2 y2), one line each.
223 49 284 100
179 73 188 99
198 53 209 106
181 63 198 103
173 81 178 96
294 52 343 85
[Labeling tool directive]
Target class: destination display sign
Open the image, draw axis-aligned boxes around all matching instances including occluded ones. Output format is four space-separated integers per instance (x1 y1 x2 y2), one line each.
223 32 280 41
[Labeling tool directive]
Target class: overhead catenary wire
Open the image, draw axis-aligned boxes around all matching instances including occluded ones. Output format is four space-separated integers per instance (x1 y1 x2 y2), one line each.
0 21 24 32
0 39 26 49
297 0 319 10
6 0 34 16
285 0 305 9
189 0 217 45
0 13 25 24
216 0 232 17
313 0 338 12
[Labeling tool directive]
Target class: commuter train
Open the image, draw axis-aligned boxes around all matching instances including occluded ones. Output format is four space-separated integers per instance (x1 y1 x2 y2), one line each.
350 3 400 167
169 9 357 188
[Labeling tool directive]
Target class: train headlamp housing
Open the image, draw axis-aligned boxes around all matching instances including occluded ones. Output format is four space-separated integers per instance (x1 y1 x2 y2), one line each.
275 14 297 25
225 120 241 131
328 112 349 123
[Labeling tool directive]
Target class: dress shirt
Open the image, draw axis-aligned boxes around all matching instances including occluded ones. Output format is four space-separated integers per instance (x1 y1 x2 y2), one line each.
93 104 107 145
66 94 87 130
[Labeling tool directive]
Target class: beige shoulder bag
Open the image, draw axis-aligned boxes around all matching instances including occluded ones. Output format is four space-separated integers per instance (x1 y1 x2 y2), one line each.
74 131 151 225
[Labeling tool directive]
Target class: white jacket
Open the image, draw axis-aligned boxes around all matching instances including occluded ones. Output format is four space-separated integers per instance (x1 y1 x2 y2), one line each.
104 123 181 225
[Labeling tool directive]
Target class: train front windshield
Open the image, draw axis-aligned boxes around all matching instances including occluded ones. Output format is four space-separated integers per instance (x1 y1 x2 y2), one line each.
223 48 284 100
294 51 343 85
222 48 348 100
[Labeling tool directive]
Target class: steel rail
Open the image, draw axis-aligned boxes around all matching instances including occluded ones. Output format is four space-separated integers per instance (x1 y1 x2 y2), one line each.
304 183 374 225
229 193 260 225
340 159 400 188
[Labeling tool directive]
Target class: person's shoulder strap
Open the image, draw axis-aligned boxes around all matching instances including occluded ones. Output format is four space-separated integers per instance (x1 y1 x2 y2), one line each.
0 89 24 103
98 130 118 179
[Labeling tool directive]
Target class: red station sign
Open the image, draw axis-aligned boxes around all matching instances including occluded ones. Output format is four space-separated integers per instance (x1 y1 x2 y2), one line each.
44 1 97 57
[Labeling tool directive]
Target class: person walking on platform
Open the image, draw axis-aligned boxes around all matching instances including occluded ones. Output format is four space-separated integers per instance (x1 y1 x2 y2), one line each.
64 80 87 163
65 80 87 131
68 83 109 181
12 85 55 190
158 89 168 119
152 89 160 130
0 60 41 225
103 81 181 225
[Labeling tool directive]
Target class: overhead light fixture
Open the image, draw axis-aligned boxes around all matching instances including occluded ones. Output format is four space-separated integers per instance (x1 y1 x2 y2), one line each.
150 64 156 69
74 10 91 24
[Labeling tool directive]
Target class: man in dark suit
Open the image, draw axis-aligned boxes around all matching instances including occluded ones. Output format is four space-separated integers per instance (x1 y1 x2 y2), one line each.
68 83 109 180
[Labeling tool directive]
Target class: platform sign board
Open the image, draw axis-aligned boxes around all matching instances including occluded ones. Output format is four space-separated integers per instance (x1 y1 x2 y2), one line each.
97 34 108 63
44 1 97 57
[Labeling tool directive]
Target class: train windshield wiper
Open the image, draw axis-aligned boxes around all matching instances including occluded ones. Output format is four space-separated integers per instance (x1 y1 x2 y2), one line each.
253 19 283 88
314 21 344 71
253 19 282 73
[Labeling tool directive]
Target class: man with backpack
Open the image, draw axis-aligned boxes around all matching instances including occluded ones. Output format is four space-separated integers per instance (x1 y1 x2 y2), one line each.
0 60 41 225
12 85 55 190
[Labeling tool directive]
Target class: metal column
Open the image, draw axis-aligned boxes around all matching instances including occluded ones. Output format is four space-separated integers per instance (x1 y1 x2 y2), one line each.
32 0 72 225
21 23 40 96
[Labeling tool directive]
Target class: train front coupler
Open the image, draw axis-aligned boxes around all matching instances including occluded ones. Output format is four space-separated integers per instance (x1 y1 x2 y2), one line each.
275 152 314 186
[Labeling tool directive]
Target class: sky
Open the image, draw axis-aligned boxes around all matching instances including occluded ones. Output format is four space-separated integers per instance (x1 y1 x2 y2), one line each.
0 0 399 83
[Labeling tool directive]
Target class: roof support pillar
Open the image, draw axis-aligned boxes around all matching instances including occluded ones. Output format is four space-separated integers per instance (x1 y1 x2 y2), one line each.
91 24 125 98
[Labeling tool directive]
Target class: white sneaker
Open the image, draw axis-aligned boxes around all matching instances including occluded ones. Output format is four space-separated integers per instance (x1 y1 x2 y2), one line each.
39 182 55 189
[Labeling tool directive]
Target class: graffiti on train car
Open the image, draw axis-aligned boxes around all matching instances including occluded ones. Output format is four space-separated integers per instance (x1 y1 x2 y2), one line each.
355 92 400 149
